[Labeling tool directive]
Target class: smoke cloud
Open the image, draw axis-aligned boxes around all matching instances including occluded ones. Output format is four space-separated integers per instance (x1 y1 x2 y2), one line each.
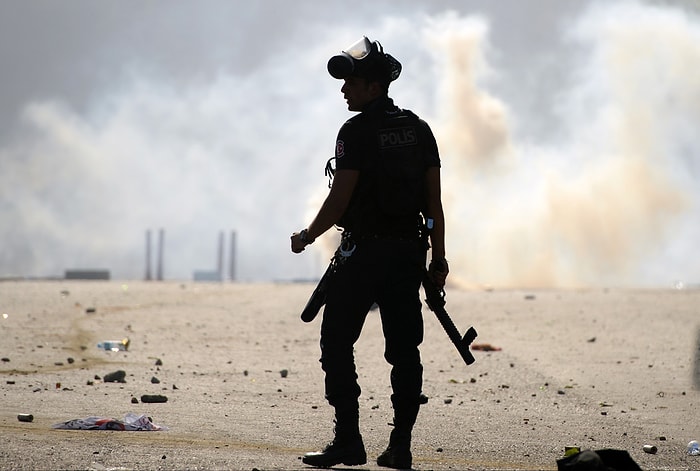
0 1 698 286
424 3 699 287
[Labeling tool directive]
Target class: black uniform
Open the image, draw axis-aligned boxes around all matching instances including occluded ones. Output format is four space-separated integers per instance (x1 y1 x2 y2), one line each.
320 95 440 430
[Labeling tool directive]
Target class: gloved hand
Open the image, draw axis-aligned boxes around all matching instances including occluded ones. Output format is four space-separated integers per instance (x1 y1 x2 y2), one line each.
428 258 449 288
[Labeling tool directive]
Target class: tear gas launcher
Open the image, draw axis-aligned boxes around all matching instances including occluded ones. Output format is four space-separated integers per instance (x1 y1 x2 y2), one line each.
422 266 477 366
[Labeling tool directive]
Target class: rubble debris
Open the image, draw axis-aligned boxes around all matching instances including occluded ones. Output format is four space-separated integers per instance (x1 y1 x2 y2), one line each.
472 343 502 352
141 394 168 403
103 370 127 383
17 414 34 423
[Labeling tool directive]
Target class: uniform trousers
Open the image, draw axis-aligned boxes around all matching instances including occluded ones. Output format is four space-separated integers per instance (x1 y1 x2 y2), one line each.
320 236 425 420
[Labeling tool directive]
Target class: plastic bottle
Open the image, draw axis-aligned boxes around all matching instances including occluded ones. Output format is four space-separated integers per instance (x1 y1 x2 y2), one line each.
688 440 700 456
97 338 130 352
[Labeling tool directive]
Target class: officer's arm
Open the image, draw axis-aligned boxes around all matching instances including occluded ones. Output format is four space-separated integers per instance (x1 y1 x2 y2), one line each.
308 169 358 238
425 166 448 284
291 169 359 253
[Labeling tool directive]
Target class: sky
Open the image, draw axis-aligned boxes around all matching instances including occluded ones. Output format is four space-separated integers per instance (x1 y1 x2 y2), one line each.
0 0 699 287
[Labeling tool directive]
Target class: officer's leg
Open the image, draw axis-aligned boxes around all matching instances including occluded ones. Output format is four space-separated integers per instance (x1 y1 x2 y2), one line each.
303 259 374 467
376 257 424 469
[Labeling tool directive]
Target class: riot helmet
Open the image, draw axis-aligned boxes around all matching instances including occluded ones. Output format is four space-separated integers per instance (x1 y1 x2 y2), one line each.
327 36 402 86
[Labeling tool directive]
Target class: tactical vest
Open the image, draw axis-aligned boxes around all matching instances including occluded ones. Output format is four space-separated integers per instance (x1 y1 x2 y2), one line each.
339 108 429 238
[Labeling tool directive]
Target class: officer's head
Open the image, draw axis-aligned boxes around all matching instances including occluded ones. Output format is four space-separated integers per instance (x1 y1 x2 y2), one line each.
327 37 402 92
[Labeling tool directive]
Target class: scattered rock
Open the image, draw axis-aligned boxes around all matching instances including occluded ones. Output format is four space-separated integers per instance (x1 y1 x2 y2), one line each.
280 369 288 378
103 370 127 383
131 397 139 404
151 376 161 384
67 357 75 364
155 358 163 366
85 307 96 314
17 413 33 422
1 357 10 362
141 394 168 403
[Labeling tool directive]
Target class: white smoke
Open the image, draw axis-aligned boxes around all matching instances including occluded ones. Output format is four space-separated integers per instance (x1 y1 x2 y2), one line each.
423 3 700 287
0 52 344 281
1 1 698 286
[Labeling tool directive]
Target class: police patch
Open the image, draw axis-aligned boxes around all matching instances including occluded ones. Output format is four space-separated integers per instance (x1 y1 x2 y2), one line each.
335 139 345 158
378 127 417 148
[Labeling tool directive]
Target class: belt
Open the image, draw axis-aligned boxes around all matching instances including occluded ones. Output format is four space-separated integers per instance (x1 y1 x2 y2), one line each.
353 233 420 242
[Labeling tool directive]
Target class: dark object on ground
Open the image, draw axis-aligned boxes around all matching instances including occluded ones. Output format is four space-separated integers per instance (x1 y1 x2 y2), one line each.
141 394 168 403
557 449 642 471
103 370 126 383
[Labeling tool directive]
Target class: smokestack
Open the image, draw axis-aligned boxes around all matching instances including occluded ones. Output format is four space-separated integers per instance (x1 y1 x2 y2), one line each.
230 230 236 282
217 231 224 279
145 230 152 281
156 228 164 281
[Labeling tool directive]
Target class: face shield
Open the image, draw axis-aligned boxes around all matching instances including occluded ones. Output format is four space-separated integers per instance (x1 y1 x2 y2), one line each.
327 36 402 84
344 36 373 60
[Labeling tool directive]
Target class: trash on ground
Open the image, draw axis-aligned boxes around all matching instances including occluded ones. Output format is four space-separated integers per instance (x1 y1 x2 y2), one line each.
17 414 34 423
563 446 580 457
642 445 657 454
52 413 167 431
688 440 700 456
556 449 642 470
472 343 502 351
97 338 130 352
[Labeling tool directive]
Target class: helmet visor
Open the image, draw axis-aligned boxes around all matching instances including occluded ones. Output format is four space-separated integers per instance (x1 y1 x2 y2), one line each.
343 36 373 60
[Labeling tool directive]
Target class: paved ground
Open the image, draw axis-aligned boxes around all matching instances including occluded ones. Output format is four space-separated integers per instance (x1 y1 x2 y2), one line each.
1 281 699 470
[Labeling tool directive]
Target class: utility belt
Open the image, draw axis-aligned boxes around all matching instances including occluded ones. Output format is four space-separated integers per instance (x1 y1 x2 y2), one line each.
340 231 424 255
351 232 421 242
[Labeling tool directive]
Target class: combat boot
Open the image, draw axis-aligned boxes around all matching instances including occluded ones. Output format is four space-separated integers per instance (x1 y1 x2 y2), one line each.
377 399 419 469
376 427 412 469
303 433 367 467
303 409 366 468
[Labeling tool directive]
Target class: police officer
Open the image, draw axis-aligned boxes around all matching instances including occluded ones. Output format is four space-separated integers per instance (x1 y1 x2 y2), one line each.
291 36 448 469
